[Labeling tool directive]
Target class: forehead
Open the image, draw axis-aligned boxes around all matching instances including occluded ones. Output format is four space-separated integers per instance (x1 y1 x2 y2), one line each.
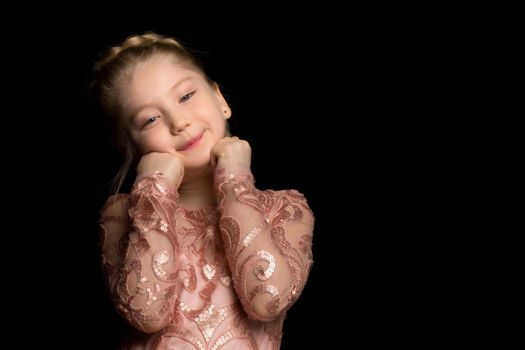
129 55 196 91
122 55 204 107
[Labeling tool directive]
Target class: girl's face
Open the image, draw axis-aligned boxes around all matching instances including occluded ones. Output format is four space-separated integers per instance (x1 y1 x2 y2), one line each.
122 54 230 170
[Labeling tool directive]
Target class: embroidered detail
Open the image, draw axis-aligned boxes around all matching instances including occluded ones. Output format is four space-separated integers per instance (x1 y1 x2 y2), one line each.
153 250 169 281
159 220 168 232
211 330 233 350
256 250 276 280
182 265 197 292
137 275 167 307
155 182 166 193
189 336 205 349
179 301 190 311
219 217 241 256
195 305 229 343
220 275 231 287
266 284 279 297
100 168 314 349
203 264 216 280
206 226 214 237
243 221 266 247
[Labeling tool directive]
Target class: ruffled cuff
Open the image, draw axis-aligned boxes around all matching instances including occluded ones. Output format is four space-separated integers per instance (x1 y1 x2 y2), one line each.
214 167 255 206
133 171 179 194
129 171 180 245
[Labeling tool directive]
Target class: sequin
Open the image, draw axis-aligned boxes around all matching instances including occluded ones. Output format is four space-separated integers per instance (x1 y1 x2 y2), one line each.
220 275 231 287
152 250 169 280
256 250 276 280
189 336 205 350
193 304 229 343
234 185 246 194
203 264 216 280
155 182 166 193
266 284 279 297
243 223 265 247
211 330 233 350
179 302 188 311
99 168 314 349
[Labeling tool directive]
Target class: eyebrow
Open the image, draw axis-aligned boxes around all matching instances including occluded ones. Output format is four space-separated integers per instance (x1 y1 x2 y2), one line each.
127 76 194 121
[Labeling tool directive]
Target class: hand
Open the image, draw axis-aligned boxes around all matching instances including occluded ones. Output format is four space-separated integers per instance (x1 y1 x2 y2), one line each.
137 152 184 188
211 136 251 170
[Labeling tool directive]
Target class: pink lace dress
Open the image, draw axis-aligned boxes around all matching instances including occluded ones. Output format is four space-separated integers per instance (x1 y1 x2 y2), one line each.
99 167 314 349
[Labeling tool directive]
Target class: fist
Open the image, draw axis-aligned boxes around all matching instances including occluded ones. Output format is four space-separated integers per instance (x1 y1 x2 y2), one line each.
137 152 184 188
211 136 251 170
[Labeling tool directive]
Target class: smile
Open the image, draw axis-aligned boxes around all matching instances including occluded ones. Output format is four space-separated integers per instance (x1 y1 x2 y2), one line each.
177 132 203 152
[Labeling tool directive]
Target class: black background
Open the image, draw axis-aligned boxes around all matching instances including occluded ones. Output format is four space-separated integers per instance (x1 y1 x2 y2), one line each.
30 15 350 349
10 9 423 349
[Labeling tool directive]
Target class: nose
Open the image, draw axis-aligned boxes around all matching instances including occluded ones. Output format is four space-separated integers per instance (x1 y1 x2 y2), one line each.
169 114 191 134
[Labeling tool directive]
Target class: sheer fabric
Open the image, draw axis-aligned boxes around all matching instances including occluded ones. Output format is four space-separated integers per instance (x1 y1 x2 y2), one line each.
99 168 314 349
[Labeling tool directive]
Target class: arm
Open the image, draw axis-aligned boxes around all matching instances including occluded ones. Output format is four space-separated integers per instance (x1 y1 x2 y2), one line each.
99 169 182 333
212 139 314 321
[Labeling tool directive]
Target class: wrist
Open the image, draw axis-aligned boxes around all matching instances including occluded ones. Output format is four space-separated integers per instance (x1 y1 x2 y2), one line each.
215 159 251 175
135 171 179 191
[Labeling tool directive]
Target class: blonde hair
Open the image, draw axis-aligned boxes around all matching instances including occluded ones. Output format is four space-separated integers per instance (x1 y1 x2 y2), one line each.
92 33 213 194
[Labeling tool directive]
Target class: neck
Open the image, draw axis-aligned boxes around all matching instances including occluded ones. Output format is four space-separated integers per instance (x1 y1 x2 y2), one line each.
178 166 216 210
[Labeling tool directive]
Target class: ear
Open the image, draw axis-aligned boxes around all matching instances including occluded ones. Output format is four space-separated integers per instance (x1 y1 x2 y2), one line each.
212 83 231 120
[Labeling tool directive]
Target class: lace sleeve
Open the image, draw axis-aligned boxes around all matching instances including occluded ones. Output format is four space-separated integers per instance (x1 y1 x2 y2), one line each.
99 173 181 333
215 168 314 321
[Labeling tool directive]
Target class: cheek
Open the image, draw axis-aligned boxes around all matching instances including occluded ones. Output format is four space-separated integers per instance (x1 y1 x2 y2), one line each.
132 132 172 155
211 117 227 133
209 122 227 141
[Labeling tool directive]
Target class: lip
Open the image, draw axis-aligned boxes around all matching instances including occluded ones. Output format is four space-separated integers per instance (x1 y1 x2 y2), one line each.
177 132 204 152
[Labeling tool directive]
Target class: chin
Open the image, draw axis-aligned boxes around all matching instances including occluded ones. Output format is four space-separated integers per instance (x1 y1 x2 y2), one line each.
183 154 211 170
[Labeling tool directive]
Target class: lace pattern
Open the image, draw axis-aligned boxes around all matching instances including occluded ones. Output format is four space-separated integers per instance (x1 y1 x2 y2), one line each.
99 169 314 349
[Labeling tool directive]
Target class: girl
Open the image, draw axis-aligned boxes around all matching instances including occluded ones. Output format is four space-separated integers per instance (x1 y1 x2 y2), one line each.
95 32 314 349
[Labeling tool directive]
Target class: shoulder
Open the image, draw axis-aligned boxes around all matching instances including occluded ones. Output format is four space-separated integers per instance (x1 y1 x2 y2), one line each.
270 188 308 203
100 193 130 217
265 188 314 219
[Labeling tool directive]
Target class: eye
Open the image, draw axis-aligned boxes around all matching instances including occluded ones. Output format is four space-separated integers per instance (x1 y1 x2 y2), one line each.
180 91 196 103
143 115 159 127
